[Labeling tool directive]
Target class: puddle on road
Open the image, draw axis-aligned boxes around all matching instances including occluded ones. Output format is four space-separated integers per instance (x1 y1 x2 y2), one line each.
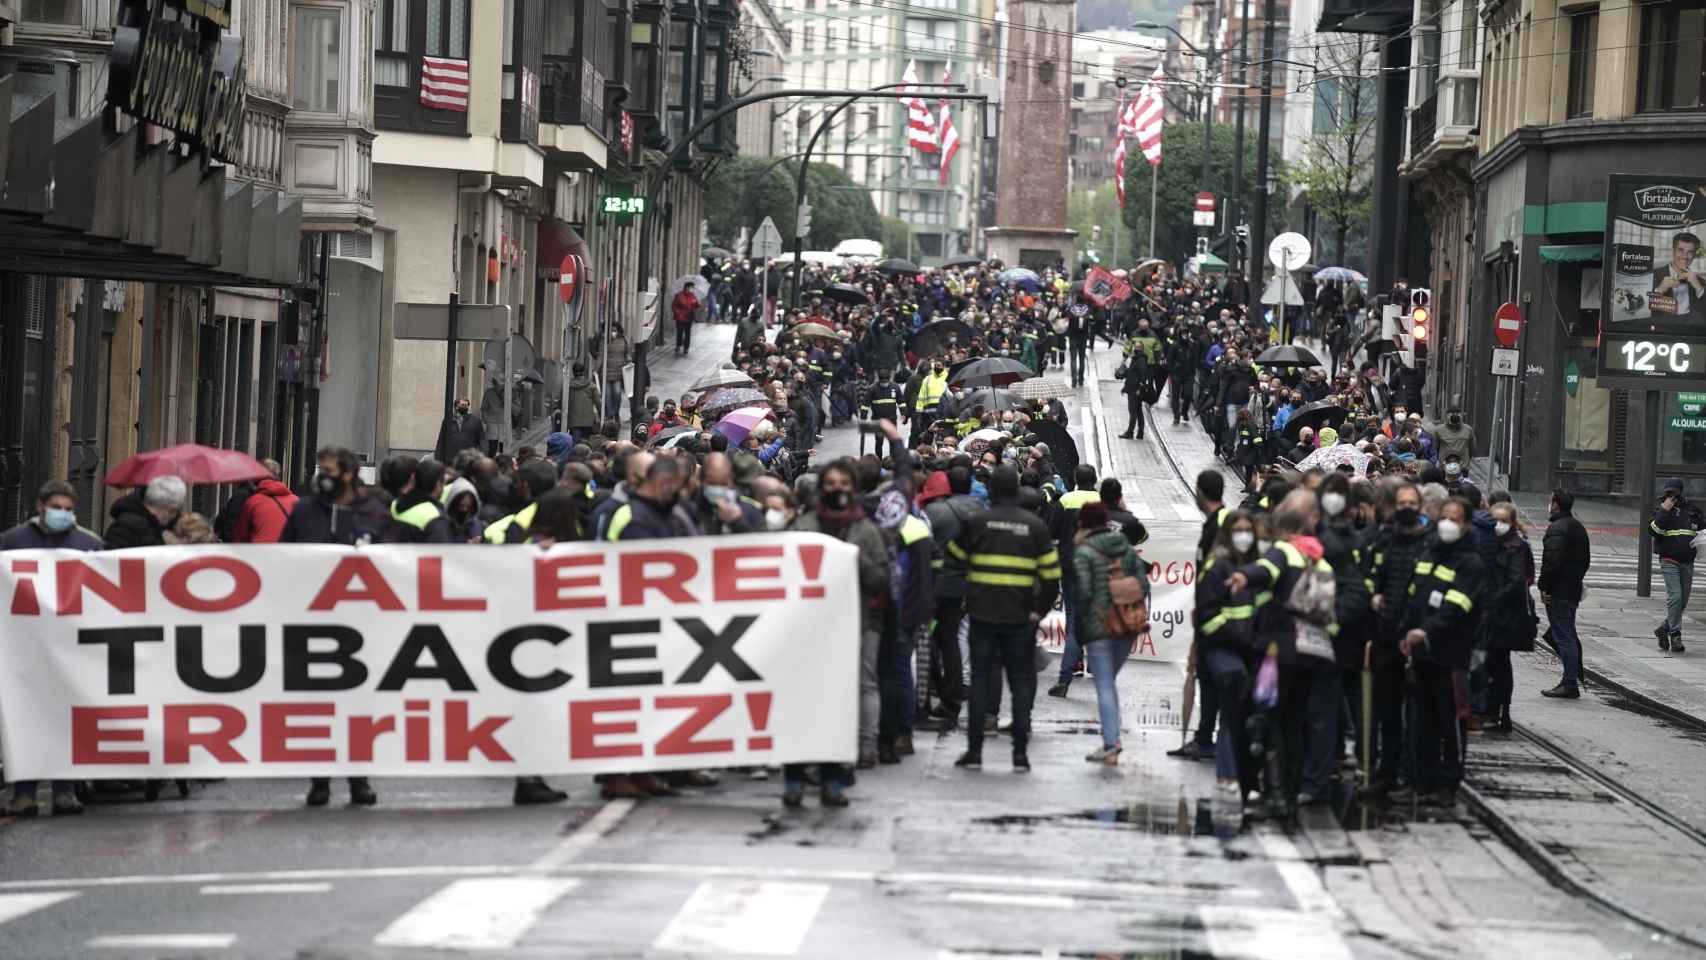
974 798 1247 846
1598 693 1706 745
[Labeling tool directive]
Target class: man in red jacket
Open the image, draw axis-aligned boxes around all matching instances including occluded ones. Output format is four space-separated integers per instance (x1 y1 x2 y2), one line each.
232 459 298 543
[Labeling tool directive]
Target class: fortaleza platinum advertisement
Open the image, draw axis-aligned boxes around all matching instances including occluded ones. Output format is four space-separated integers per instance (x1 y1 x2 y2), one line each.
0 537 860 780
1606 174 1706 330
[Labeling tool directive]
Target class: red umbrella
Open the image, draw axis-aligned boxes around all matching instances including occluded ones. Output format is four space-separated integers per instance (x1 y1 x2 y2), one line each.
105 443 271 487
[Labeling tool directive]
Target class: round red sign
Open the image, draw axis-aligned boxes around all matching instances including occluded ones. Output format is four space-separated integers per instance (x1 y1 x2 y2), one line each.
559 254 581 305
1493 302 1523 348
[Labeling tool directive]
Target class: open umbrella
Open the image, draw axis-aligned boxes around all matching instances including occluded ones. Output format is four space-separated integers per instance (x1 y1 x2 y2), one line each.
701 247 733 261
1283 399 1349 439
1313 266 1366 284
1010 377 1075 401
106 443 271 487
817 282 869 305
1296 443 1373 476
700 386 770 419
876 257 921 275
689 365 755 392
907 319 976 358
781 321 839 342
941 254 983 269
647 425 696 449
957 428 1007 453
958 388 1026 414
999 267 1040 285
1133 259 1167 284
713 406 773 445
950 357 1034 388
1255 344 1324 368
669 275 710 298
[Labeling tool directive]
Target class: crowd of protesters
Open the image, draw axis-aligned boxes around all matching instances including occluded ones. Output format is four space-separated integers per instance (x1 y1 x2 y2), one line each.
0 252 1585 829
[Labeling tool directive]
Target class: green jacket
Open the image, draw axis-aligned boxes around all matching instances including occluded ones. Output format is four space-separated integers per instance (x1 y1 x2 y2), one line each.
1069 529 1147 641
1123 334 1161 366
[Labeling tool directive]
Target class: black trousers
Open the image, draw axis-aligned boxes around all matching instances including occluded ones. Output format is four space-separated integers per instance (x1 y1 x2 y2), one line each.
1171 378 1193 422
1486 648 1513 711
1123 392 1146 438
1069 337 1089 385
1194 643 1220 749
930 599 966 714
966 620 1037 755
675 321 692 352
1414 660 1463 789
1210 659 1258 797
1372 647 1407 782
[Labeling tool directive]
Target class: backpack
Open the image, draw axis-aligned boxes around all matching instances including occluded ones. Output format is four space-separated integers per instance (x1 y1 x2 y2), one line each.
1285 555 1338 662
1098 551 1150 639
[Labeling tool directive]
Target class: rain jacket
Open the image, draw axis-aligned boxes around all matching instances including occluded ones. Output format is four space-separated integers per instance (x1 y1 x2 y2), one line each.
103 492 168 550
1403 533 1486 669
232 478 299 543
443 477 486 543
1069 528 1146 641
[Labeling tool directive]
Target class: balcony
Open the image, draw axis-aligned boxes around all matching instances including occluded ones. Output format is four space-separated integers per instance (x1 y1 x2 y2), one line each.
538 55 610 170
1409 92 1437 158
1402 76 1478 176
1317 0 1412 34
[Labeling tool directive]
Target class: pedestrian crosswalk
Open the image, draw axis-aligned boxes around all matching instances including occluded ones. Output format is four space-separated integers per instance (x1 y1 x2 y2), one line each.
373 877 581 950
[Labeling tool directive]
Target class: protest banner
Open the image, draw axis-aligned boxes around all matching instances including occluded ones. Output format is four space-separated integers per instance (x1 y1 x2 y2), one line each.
0 535 860 780
1036 535 1195 664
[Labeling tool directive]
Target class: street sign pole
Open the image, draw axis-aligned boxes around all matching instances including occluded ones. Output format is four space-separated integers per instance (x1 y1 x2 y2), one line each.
444 292 460 444
503 332 514 453
1638 390 1660 598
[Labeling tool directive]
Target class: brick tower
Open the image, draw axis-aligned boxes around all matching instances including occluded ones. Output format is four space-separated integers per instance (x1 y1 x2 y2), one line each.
984 0 1077 270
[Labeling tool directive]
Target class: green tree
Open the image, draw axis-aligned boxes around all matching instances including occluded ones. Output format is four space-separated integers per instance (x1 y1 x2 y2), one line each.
1069 182 1145 266
1121 121 1289 268
880 216 911 259
1288 33 1378 268
703 157 882 254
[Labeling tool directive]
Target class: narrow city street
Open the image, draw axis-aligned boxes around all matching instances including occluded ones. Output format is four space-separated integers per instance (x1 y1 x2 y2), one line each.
1 325 1694 959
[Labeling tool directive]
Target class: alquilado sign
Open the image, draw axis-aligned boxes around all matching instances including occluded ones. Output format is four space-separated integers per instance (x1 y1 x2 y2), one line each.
108 0 247 164
1669 392 1706 431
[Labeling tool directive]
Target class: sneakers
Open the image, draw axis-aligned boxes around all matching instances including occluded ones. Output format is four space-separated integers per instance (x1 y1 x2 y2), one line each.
895 735 915 756
1012 748 1031 773
954 751 983 770
1541 683 1581 699
1046 682 1070 698
1166 740 1212 761
1657 625 1672 652
1086 744 1122 765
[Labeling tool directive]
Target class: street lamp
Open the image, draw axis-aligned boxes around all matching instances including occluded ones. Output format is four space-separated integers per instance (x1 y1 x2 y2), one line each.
736 73 787 97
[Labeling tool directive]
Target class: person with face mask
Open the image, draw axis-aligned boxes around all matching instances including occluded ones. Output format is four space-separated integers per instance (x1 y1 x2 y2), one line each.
437 395 487 463
2 480 103 816
1360 480 1430 800
1481 502 1534 734
1195 510 1261 800
910 358 951 448
1435 408 1475 465
1399 497 1486 810
1312 474 1374 802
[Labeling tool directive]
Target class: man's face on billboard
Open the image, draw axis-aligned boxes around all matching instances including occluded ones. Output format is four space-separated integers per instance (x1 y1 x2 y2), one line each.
1675 237 1699 273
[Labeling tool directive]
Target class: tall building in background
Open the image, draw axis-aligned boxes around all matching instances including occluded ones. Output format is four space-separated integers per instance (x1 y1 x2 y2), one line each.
772 0 991 261
985 0 1075 268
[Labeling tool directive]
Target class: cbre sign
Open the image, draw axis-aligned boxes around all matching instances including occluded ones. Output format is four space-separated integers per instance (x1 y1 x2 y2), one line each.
108 0 247 164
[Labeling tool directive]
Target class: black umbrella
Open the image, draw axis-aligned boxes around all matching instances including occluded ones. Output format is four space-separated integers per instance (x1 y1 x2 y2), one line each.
701 247 733 260
951 357 1035 388
958 387 1026 413
1030 419 1078 485
941 254 983 269
907 319 976 358
816 282 869 305
1283 399 1349 440
876 257 921 275
1255 344 1324 368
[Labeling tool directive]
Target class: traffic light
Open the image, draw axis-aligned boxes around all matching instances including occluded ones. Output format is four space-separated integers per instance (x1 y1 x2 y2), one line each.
1234 224 1249 262
1409 288 1431 361
795 202 812 240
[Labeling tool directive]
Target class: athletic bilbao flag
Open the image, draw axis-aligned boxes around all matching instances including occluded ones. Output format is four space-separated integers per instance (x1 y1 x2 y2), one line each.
937 67 961 185
1112 93 1129 207
902 60 938 153
1133 65 1166 166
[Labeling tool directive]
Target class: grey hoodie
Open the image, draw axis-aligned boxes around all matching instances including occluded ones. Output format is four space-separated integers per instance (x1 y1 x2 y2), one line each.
444 476 485 542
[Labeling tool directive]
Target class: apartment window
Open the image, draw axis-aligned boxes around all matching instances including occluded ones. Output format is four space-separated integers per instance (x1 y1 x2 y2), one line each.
1640 0 1706 111
374 0 472 134
293 7 343 112
1567 10 1598 118
905 17 955 55
803 25 814 51
848 26 859 49
826 25 837 50
21 0 79 24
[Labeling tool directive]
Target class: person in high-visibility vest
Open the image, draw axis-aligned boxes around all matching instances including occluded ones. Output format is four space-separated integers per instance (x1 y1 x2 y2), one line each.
483 461 560 544
909 359 950 448
1171 468 1232 763
384 459 454 543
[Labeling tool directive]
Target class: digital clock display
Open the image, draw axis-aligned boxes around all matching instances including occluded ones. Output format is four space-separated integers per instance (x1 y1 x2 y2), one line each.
1602 334 1706 377
601 195 646 216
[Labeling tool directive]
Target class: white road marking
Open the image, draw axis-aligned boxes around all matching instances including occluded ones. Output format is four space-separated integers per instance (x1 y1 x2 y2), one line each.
1199 905 1352 960
945 891 1076 909
1256 830 1346 919
527 798 637 872
653 880 829 956
1080 407 1099 473
1129 502 1157 520
0 864 517 892
87 934 237 950
1175 503 1202 521
373 877 581 950
199 882 332 895
0 891 78 926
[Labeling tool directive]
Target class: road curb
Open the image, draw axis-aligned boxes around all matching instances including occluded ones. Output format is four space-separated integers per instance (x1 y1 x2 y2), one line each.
1530 634 1706 734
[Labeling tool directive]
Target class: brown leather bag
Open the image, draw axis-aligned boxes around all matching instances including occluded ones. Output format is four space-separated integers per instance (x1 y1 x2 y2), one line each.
1099 553 1150 639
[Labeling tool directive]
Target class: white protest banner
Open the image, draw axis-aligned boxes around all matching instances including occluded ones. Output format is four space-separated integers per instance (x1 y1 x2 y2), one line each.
0 535 859 780
1037 536 1196 664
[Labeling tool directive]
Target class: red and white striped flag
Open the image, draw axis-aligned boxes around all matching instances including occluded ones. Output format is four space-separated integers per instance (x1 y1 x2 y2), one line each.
1112 91 1129 207
902 60 938 153
937 67 961 185
420 55 470 112
1132 65 1165 167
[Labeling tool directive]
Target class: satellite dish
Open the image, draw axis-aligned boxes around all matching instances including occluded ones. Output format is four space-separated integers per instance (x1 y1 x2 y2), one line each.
1268 232 1313 271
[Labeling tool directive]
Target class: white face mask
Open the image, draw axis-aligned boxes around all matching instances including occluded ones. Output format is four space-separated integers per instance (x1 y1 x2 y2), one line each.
1230 531 1256 553
1494 521 1512 537
1322 492 1347 516
1445 463 1462 477
764 508 788 531
1257 538 1274 553
1437 519 1464 544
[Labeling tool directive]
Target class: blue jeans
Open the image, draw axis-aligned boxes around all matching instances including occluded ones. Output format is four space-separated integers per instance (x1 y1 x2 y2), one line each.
1057 573 1080 685
1663 560 1695 635
1086 637 1133 748
602 381 624 420
1206 649 1256 794
1547 599 1583 687
967 620 1038 754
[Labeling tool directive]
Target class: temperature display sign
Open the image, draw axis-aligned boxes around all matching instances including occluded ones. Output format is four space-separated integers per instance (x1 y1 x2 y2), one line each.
1600 333 1706 388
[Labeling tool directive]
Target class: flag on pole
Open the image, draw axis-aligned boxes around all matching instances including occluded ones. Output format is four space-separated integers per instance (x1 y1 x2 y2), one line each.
1133 65 1165 167
902 60 939 153
1112 90 1129 208
937 67 961 185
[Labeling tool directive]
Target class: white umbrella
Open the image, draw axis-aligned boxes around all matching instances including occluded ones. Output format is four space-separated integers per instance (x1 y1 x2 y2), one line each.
1010 377 1075 401
670 275 710 299
1296 444 1372 476
957 428 1006 453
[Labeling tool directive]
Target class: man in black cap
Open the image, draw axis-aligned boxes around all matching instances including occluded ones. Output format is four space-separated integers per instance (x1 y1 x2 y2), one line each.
1650 478 1703 654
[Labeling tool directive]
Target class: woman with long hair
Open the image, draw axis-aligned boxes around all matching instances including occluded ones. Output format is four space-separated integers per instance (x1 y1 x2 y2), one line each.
1196 510 1264 800
1483 501 1535 734
1069 502 1148 764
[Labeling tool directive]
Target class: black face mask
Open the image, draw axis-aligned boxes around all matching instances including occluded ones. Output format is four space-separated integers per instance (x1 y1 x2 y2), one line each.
820 489 851 511
1447 414 1461 426
1393 507 1420 526
315 473 341 500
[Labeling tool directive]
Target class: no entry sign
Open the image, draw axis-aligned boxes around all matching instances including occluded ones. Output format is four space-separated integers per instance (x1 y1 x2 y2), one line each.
1494 302 1523 348
559 254 583 305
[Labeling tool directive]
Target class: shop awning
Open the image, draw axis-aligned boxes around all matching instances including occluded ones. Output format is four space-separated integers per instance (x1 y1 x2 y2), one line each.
0 76 302 287
1539 244 1602 264
1193 253 1230 274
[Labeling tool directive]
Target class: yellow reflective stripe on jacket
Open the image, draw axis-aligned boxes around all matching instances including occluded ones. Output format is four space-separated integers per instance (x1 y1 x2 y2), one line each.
947 539 969 561
1443 589 1473 612
1652 522 1696 537
972 553 1038 570
1216 506 1231 526
604 503 633 541
482 501 538 543
1431 565 1458 583
1058 490 1101 510
1201 603 1254 635
1275 540 1306 568
915 371 948 411
1414 561 1435 576
391 501 440 530
900 515 932 547
1257 557 1281 581
968 571 1037 587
